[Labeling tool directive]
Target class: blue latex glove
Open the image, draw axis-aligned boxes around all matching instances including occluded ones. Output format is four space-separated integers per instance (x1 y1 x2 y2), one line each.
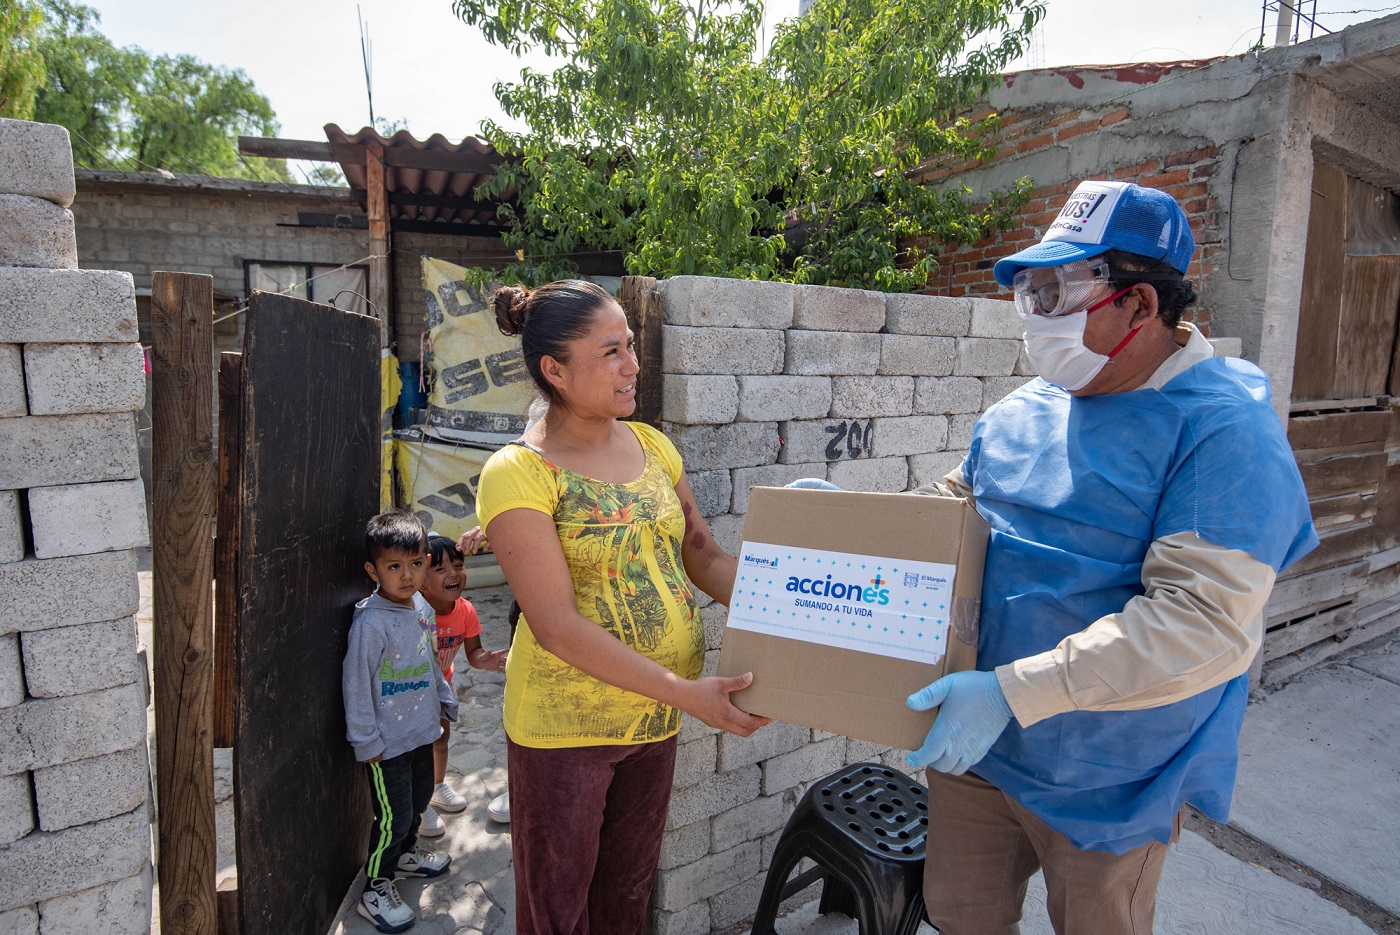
786 478 843 491
906 670 1014 774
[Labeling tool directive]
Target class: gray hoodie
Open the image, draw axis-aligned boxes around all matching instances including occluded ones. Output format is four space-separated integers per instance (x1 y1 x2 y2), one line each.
343 591 459 762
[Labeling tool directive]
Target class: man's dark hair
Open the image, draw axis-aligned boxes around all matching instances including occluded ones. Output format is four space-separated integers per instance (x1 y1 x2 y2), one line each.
1103 249 1197 328
427 532 463 568
365 510 428 561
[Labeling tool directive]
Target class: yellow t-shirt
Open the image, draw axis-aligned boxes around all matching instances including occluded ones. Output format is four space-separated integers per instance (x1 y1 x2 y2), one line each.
476 421 704 748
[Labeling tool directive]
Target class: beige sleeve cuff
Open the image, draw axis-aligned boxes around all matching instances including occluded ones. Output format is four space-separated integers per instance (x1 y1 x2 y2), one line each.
995 531 1275 728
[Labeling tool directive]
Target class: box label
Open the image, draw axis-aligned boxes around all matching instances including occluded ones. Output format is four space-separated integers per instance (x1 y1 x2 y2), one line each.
728 541 956 664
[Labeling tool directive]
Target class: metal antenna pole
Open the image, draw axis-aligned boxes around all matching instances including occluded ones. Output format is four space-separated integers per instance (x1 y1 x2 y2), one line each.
359 4 375 126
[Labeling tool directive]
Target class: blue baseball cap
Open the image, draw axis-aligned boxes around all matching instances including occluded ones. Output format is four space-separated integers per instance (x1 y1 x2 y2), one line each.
992 180 1195 287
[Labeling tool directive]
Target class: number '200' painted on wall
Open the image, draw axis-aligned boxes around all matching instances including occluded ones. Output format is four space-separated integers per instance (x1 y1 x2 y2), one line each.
824 419 874 461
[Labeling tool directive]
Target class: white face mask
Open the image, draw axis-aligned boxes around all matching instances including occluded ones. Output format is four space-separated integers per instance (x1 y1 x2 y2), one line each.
1021 310 1109 391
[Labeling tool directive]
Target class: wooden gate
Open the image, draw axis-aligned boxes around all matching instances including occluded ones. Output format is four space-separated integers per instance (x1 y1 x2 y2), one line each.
229 291 382 933
1267 161 1400 684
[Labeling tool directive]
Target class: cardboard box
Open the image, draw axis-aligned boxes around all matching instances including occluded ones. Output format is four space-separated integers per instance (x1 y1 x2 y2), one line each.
717 486 988 750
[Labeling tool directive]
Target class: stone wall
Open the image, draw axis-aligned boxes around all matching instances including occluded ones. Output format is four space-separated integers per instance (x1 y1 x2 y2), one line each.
650 275 1029 935
0 119 153 933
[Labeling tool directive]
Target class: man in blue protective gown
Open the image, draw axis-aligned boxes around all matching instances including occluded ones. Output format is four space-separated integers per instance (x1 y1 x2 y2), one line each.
903 180 1319 934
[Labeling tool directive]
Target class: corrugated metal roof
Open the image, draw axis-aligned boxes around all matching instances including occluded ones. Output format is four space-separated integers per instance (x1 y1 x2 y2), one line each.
323 124 515 237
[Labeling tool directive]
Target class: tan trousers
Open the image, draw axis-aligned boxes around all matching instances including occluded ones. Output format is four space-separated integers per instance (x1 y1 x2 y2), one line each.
922 770 1182 935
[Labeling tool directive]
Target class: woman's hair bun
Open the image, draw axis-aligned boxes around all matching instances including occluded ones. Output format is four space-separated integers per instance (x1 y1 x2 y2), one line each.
493 285 531 337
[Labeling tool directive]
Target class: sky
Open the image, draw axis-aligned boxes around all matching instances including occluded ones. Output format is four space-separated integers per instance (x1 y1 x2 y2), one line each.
82 0 1398 182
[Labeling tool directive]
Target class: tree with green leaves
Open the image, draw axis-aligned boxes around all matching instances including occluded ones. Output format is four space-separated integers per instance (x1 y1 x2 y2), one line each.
0 0 46 119
453 0 1042 291
3 0 292 181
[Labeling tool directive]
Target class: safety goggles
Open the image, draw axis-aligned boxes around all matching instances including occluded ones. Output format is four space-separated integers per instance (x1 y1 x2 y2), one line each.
1011 259 1118 319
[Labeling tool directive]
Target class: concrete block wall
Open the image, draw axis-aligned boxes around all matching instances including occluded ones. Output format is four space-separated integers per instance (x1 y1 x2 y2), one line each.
651 275 1029 935
0 119 153 932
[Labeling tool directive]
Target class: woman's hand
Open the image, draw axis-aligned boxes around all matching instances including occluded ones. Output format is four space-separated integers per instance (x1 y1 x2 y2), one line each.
457 526 492 555
680 672 772 737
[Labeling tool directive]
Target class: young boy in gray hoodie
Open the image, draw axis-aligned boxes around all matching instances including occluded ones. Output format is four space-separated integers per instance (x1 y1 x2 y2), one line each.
343 510 459 933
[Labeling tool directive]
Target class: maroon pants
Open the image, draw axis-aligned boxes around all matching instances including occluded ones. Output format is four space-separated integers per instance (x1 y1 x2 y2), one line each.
508 735 677 935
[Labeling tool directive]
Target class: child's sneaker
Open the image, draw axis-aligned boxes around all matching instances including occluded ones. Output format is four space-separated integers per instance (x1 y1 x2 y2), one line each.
419 805 444 838
358 877 414 933
487 791 510 824
430 781 467 813
396 843 451 879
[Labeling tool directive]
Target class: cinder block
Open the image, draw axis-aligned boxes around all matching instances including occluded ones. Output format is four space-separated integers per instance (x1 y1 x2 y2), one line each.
716 720 809 772
710 873 766 929
700 602 727 651
661 326 784 375
22 344 146 416
710 792 792 852
705 513 742 562
1209 337 1243 357
969 297 1023 339
730 462 828 514
0 269 137 344
884 293 971 336
0 809 149 913
0 551 139 636
947 413 980 450
908 451 969 489
0 119 75 207
0 635 22 709
735 375 831 422
829 376 914 418
982 376 1033 408
36 868 151 935
913 376 983 415
846 737 894 766
22 618 140 700
0 196 76 269
651 902 709 935
0 770 34 845
1014 341 1035 376
0 490 22 565
784 332 880 376
654 840 760 910
686 469 732 517
658 277 795 329
792 285 884 332
878 335 956 376
678 712 720 744
827 456 909 492
28 480 148 559
673 734 718 790
665 765 759 830
777 418 875 465
953 338 1021 377
0 346 25 417
761 735 846 794
661 374 738 425
658 818 711 872
665 422 778 471
0 682 146 775
33 746 149 832
0 413 140 491
870 415 947 458
0 906 37 935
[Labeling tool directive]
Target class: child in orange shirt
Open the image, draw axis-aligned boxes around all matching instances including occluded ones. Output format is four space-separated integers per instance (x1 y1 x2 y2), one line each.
419 533 508 836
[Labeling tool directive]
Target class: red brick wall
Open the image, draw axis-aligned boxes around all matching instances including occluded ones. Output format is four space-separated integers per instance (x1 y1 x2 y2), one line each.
916 105 1222 333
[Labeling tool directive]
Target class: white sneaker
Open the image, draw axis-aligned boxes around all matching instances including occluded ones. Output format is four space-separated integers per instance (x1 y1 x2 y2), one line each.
396 843 452 879
358 877 414 933
430 781 467 813
487 790 510 824
418 805 444 838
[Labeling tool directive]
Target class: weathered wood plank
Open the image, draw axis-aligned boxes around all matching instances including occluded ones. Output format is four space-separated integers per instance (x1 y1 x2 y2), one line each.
1266 559 1369 621
1287 410 1389 451
150 271 218 935
1285 523 1379 578
619 276 664 428
1291 161 1348 401
1264 601 1358 661
235 291 380 935
213 352 242 749
1297 451 1386 500
1303 491 1376 533
1335 254 1400 398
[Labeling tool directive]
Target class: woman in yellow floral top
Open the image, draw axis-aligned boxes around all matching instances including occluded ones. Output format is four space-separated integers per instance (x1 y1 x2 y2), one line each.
474 280 769 935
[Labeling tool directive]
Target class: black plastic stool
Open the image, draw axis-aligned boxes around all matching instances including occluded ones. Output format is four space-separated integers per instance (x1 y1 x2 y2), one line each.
750 763 929 935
